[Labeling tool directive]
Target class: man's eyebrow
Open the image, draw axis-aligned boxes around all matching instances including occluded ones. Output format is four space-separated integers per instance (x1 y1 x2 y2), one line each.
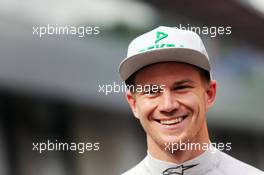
173 79 196 85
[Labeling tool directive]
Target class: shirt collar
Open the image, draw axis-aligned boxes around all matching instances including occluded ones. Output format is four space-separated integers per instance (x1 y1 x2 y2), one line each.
144 147 220 175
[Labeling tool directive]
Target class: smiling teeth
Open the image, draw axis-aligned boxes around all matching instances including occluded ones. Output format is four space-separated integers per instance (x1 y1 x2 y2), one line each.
160 117 183 125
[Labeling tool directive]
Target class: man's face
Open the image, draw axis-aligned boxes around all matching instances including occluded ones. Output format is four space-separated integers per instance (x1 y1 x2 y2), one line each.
126 62 216 149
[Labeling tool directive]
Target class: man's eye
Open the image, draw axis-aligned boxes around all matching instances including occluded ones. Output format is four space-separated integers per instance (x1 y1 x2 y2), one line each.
143 90 157 95
174 85 191 90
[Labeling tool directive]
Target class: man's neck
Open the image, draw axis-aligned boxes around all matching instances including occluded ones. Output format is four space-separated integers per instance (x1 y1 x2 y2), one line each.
147 129 210 164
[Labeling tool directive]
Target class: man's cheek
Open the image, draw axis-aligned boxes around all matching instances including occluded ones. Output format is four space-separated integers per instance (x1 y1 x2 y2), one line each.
137 99 157 119
176 93 199 109
177 94 202 118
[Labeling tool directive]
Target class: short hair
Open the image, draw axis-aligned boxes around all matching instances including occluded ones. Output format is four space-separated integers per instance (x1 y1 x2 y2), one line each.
125 65 211 87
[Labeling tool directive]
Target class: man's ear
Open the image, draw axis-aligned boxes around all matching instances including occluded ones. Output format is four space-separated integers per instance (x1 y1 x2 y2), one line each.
205 80 217 111
126 91 140 119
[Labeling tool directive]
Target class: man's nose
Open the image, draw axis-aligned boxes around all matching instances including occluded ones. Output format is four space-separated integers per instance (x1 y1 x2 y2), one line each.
158 91 180 115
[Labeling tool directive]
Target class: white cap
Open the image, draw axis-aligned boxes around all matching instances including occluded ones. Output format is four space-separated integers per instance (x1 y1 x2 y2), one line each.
119 26 211 81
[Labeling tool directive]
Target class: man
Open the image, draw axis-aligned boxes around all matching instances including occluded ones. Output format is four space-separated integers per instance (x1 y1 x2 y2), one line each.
118 26 264 175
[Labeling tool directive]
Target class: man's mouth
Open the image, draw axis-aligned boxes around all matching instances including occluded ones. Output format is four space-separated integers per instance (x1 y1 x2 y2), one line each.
155 115 188 125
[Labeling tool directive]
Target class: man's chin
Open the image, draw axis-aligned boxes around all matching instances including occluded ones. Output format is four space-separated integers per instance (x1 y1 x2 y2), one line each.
160 135 189 147
162 132 188 142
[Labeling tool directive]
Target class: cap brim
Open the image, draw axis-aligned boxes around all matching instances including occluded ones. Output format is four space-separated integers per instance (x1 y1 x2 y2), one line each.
119 48 211 81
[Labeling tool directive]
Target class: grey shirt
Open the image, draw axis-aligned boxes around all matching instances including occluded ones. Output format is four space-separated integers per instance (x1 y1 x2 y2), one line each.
122 148 264 175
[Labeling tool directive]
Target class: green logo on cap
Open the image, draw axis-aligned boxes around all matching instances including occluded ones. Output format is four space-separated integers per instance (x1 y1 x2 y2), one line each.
138 30 184 53
155 31 168 43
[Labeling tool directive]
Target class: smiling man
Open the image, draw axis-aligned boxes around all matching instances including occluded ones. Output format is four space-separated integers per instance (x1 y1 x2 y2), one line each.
118 26 263 175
